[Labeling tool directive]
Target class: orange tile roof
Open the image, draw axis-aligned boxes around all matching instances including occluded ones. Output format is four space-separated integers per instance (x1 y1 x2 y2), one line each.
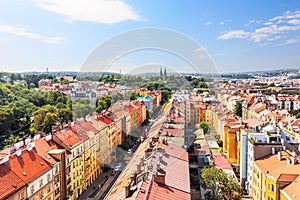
106 140 190 200
136 181 190 200
243 118 263 128
229 128 240 133
161 128 184 137
0 163 26 199
155 143 190 193
7 149 51 183
78 120 98 133
213 155 233 170
280 175 300 198
97 115 114 125
35 137 63 165
255 150 300 181
54 128 81 148
277 174 299 182
71 124 89 141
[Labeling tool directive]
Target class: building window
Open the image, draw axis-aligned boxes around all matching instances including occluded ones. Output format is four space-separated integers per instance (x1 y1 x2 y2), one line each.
47 174 51 182
54 175 59 184
31 185 35 194
40 191 44 200
19 192 25 200
55 188 60 195
40 179 43 187
48 185 51 193
271 184 274 192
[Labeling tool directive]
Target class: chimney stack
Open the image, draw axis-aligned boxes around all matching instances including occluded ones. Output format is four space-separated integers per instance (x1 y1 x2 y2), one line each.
278 151 282 161
272 147 276 155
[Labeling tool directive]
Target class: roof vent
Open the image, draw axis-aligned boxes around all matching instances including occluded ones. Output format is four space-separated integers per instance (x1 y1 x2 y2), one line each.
45 135 52 141
16 150 22 157
278 151 282 161
40 162 44 166
12 184 17 188
25 138 31 145
22 172 27 176
292 150 297 158
272 147 276 154
0 155 9 164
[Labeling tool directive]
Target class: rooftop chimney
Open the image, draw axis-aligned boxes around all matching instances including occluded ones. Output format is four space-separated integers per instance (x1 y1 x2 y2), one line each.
278 151 282 161
272 147 276 155
291 157 297 165
137 164 141 173
154 170 166 185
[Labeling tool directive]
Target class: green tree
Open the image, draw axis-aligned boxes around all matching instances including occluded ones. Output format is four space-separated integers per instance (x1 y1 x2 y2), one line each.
199 121 209 135
96 95 112 112
57 108 73 124
33 108 49 132
42 113 57 134
130 92 137 100
234 102 242 118
111 92 124 104
66 98 73 109
201 166 243 200
160 90 171 105
73 100 94 119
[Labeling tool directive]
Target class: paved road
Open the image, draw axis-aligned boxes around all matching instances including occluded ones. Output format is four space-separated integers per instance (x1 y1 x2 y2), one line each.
78 171 111 200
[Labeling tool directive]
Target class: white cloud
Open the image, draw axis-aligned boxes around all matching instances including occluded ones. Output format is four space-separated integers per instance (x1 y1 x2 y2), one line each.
205 21 212 26
255 24 280 34
220 22 224 25
194 47 206 52
284 38 298 44
34 0 142 24
0 25 65 44
218 30 250 40
218 10 300 45
263 21 273 26
288 19 300 25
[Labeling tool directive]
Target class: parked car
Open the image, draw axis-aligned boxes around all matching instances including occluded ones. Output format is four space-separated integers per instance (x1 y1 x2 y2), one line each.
111 163 122 176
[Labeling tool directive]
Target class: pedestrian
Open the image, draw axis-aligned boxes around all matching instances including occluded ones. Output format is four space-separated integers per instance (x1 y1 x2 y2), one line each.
98 184 101 190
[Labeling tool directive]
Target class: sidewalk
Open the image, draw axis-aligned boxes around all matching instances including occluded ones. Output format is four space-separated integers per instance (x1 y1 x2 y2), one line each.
78 170 111 200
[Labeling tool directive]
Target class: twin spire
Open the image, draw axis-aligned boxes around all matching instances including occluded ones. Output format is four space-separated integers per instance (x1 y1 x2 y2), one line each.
160 67 167 76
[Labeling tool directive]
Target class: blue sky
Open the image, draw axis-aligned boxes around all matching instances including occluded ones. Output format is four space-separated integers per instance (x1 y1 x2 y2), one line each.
0 0 300 73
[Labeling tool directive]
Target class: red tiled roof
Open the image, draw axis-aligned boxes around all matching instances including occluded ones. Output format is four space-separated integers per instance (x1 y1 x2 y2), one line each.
161 143 190 193
54 128 81 147
213 155 233 170
71 124 89 141
194 145 211 156
35 137 63 165
243 118 262 128
98 115 114 125
173 116 184 124
162 128 184 137
0 164 26 199
137 181 190 200
277 174 299 183
7 149 51 183
78 121 98 133
229 128 240 133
